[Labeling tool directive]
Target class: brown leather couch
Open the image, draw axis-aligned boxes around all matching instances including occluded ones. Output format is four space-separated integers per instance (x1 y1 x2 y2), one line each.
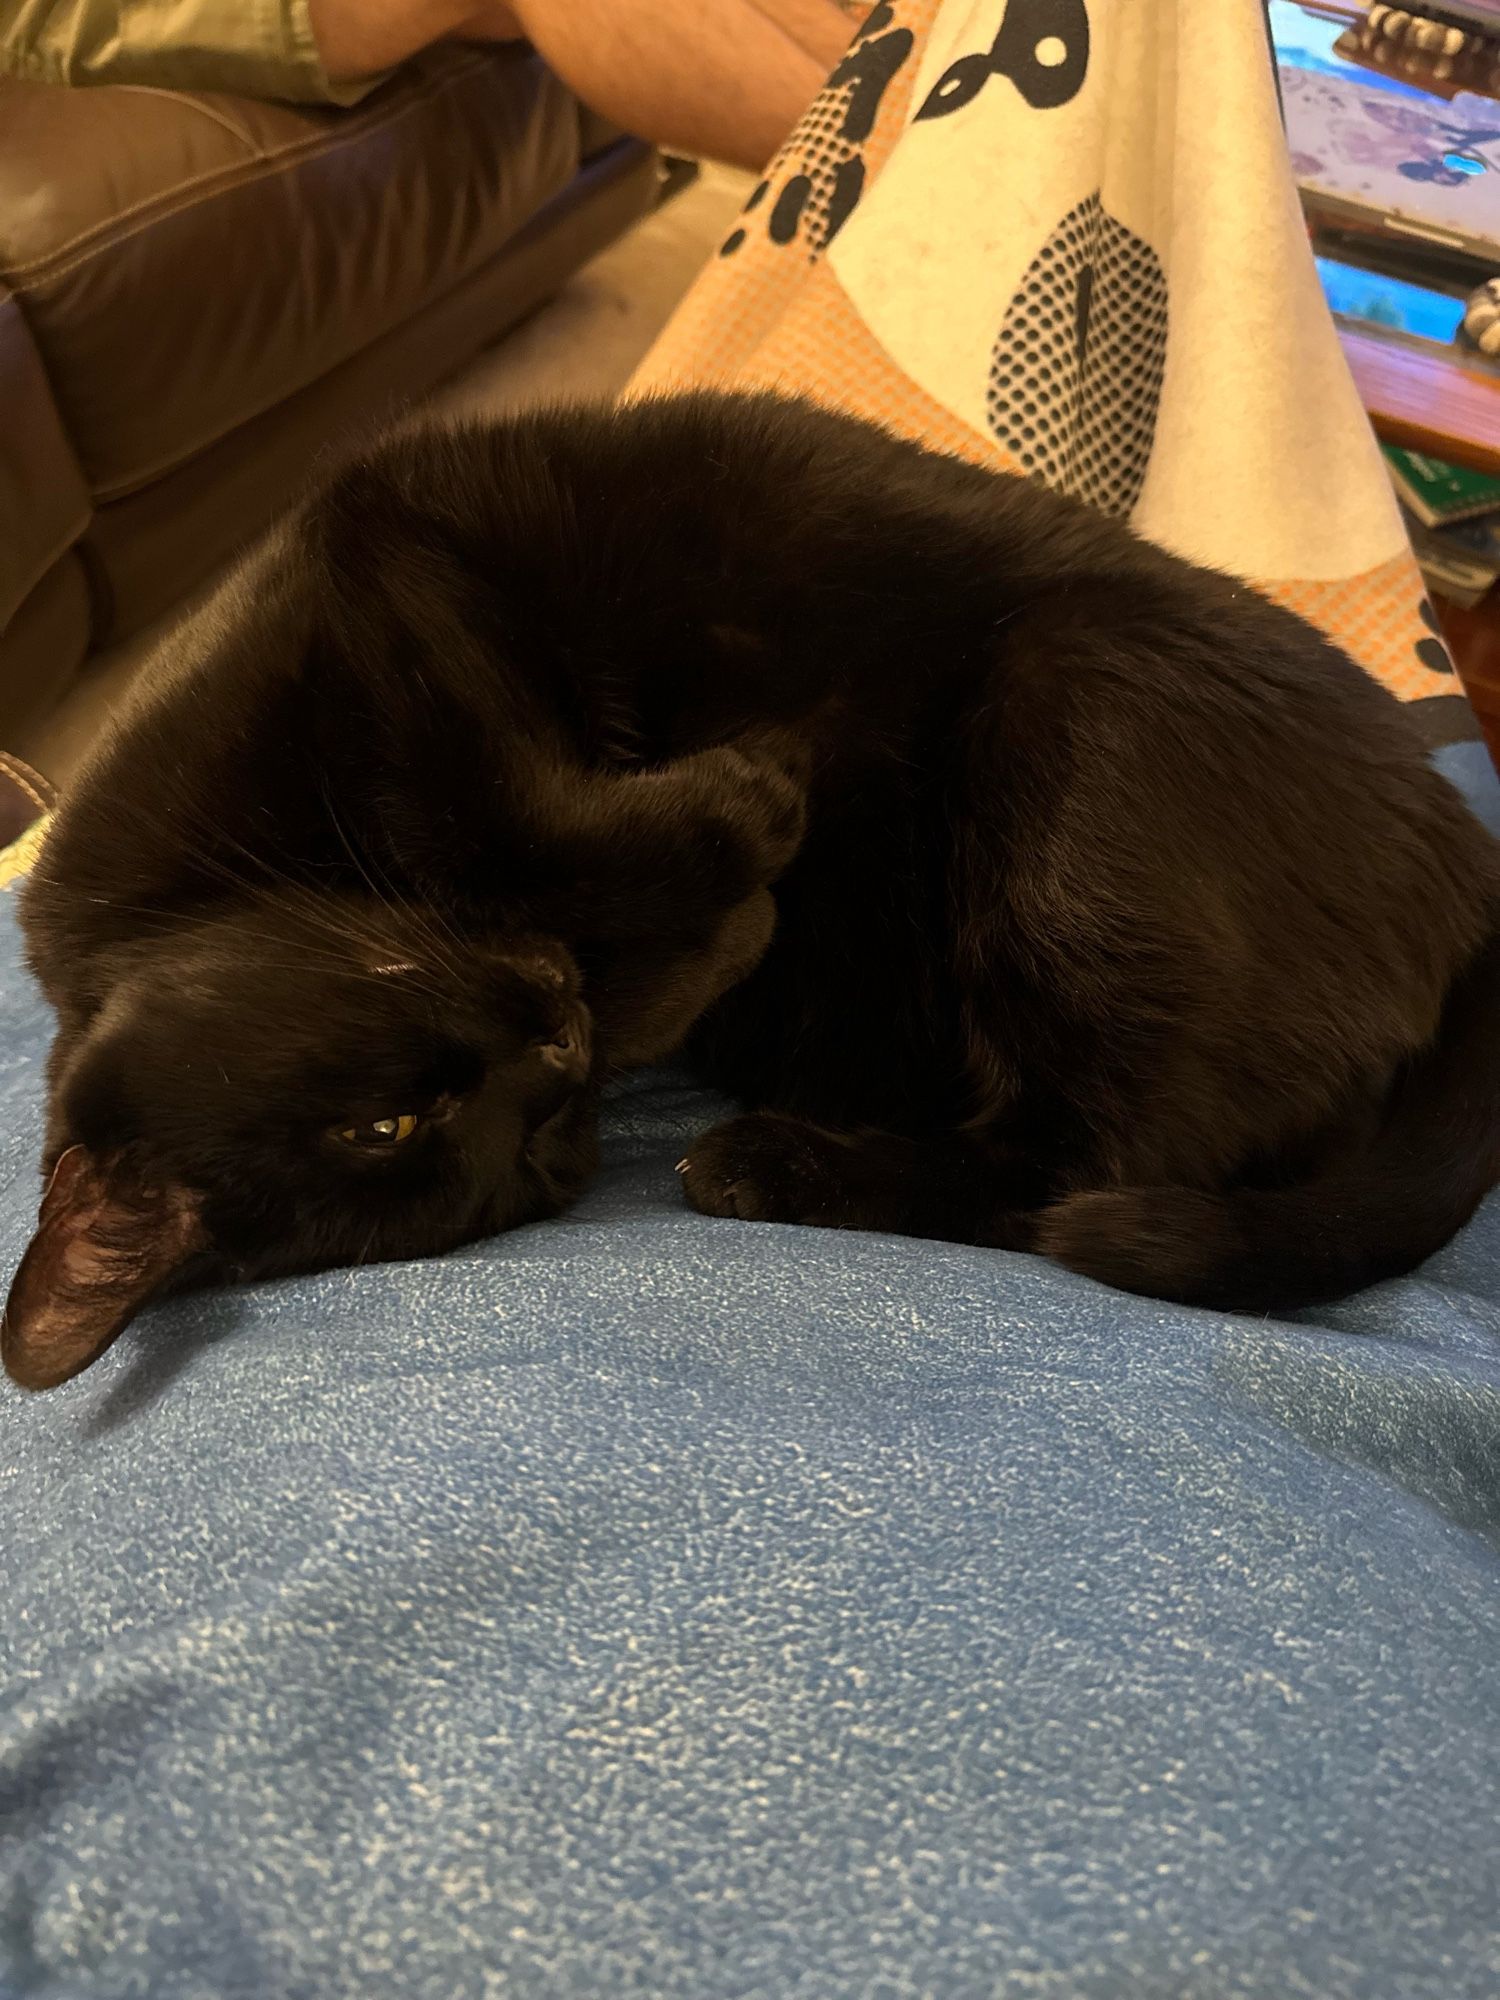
0 49 658 743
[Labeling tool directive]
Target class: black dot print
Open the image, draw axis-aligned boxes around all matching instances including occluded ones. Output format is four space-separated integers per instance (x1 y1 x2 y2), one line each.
770 175 814 245
987 192 1168 517
718 18 913 263
1415 595 1455 675
794 76 866 258
916 0 1089 121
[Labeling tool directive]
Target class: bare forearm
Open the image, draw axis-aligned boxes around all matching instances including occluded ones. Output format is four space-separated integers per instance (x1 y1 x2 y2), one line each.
309 0 853 169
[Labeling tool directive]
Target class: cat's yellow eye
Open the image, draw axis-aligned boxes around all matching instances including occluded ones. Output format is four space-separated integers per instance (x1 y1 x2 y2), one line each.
336 1112 419 1148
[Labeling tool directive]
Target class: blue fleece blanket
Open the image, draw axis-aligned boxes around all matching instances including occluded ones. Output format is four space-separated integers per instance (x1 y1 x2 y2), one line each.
2 758 1499 1998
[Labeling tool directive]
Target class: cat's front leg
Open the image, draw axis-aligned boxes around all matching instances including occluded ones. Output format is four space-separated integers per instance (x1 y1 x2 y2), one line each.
678 727 812 887
546 731 814 1070
596 890 777 1069
542 728 814 941
680 1113 1038 1249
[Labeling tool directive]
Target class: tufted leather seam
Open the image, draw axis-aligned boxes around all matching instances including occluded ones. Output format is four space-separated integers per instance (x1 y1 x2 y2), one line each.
0 288 94 625
6 520 88 615
78 133 610 504
102 86 263 151
1 47 515 286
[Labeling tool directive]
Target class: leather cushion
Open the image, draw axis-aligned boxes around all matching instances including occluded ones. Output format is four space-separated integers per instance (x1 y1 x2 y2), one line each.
0 283 91 632
0 553 93 744
0 48 583 501
82 140 657 646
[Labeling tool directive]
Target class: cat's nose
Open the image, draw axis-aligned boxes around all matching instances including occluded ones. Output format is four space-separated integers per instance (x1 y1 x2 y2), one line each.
539 1009 590 1076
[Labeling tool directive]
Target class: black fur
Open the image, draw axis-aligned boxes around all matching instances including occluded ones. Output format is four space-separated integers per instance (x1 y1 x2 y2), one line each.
6 393 1499 1387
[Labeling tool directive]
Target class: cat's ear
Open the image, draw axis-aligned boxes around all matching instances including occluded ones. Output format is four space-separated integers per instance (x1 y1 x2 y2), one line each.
2 1148 208 1391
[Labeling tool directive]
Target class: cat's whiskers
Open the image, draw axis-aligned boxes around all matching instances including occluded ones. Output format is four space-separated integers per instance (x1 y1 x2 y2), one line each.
33 882 459 1004
37 763 479 1009
314 783 475 998
98 800 436 987
134 813 464 1004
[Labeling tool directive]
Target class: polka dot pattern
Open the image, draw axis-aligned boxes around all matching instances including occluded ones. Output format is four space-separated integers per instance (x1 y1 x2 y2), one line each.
726 264 1015 473
987 193 1169 517
631 0 1487 736
1264 552 1459 704
794 81 861 259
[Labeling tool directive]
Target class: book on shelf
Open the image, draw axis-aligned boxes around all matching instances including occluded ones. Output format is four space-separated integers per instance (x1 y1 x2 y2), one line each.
1383 444 1500 526
1401 505 1500 606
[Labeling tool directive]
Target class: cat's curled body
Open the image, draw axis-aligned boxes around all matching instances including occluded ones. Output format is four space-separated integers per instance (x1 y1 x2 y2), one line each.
6 394 1500 1388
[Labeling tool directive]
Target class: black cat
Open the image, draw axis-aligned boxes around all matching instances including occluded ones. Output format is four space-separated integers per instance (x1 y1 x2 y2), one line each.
6 394 1499 1391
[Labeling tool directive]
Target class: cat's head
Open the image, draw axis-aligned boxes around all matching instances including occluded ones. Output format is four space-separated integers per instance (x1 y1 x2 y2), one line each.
2 891 599 1391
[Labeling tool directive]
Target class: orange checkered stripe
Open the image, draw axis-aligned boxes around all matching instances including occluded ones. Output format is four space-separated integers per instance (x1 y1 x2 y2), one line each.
632 0 943 400
640 258 1456 707
633 0 1467 717
637 260 1012 473
1261 555 1460 705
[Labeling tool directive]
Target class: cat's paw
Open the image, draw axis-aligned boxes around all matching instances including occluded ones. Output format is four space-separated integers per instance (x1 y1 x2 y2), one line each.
700 733 810 881
679 1112 846 1226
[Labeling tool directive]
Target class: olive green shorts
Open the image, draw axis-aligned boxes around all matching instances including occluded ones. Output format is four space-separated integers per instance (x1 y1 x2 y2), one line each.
0 0 381 104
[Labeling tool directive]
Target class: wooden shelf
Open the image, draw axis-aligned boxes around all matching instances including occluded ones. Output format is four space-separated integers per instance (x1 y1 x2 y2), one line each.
1328 324 1500 762
1339 325 1500 477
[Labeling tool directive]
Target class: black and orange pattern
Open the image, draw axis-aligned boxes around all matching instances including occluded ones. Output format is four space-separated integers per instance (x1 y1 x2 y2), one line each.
633 0 1480 741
